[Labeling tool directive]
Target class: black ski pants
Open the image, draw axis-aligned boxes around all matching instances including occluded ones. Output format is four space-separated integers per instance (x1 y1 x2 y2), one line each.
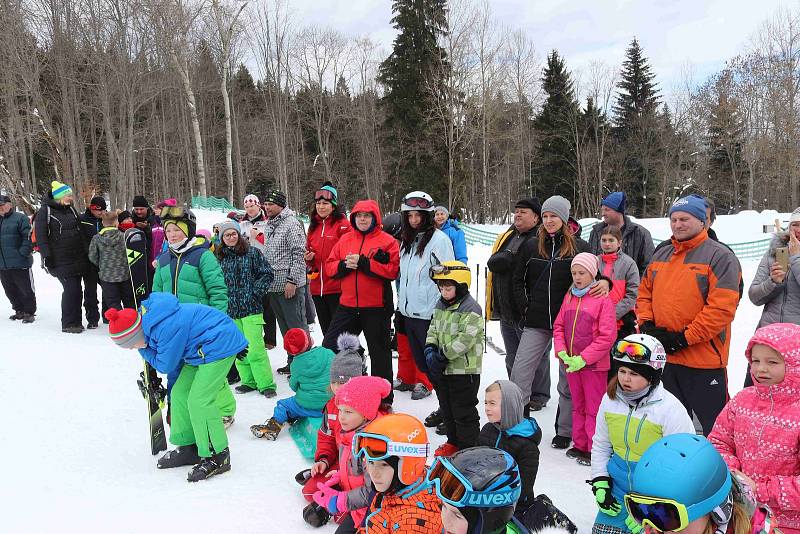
57 275 94 328
661 362 728 436
322 305 393 405
82 270 101 324
439 373 481 449
312 293 341 335
0 268 36 314
262 294 277 347
100 280 136 311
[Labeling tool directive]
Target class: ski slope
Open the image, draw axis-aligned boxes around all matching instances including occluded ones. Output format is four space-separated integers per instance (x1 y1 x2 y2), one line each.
0 211 764 533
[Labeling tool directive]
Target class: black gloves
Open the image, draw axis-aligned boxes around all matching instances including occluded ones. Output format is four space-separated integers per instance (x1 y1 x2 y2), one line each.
357 255 370 270
424 344 447 382
373 249 390 264
236 348 249 360
640 323 688 354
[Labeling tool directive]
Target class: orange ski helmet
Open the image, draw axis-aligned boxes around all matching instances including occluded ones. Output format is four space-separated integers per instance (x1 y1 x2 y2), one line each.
353 413 430 486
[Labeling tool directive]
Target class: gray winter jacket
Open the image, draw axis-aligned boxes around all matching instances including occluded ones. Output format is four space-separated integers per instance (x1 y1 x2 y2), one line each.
588 216 655 278
748 232 800 327
88 227 130 283
264 207 306 291
597 251 640 320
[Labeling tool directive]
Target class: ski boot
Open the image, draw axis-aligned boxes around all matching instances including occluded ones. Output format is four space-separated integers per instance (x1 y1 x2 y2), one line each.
222 416 235 429
302 502 331 527
295 468 312 485
251 418 282 440
424 409 443 428
157 444 200 469
276 364 291 375
187 447 231 482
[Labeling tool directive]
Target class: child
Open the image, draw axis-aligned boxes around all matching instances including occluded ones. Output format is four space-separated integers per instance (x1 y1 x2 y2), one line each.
105 292 247 482
117 210 136 232
351 413 443 533
425 260 484 457
298 332 366 527
596 226 639 340
251 328 334 440
310 375 392 533
709 322 800 533
552 252 617 465
478 380 542 511
627 434 779 534
88 210 135 311
590 334 694 534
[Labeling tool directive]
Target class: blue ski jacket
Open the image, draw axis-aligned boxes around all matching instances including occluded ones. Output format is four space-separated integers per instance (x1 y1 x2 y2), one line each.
439 219 468 264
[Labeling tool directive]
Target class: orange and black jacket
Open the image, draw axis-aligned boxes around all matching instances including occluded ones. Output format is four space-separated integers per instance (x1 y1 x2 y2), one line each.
637 229 742 369
359 479 442 534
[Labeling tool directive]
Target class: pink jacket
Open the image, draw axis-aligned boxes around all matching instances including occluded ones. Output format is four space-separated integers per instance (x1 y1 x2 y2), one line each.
709 323 800 534
552 289 617 371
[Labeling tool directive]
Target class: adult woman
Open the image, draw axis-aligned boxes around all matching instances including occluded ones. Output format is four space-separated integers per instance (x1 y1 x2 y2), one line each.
397 191 455 402
305 182 351 334
511 195 607 449
215 220 277 398
35 181 99 333
434 206 467 264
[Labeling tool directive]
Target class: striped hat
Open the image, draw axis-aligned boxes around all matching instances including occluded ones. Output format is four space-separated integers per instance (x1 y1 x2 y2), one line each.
105 308 145 349
51 180 73 200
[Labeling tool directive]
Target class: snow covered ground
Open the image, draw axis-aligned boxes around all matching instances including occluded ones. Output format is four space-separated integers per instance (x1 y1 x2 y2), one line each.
0 210 764 533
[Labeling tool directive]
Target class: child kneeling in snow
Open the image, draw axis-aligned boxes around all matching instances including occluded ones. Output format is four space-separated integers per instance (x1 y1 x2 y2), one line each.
251 328 334 440
308 376 392 533
709 322 800 534
106 292 248 482
352 413 442 533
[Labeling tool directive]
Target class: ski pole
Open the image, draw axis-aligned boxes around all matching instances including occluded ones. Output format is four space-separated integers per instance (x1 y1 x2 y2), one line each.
483 264 488 354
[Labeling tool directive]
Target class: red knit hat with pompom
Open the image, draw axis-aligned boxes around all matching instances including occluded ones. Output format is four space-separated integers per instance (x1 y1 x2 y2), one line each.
284 328 313 356
105 308 145 349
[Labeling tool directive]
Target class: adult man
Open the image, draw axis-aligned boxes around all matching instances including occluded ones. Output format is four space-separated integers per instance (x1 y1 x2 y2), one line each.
131 195 157 261
588 191 655 277
485 198 551 411
262 190 307 373
637 194 742 436
80 195 106 320
0 195 36 323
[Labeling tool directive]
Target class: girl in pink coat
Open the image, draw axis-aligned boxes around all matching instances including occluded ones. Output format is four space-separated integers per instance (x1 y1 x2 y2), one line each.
552 252 617 465
709 322 800 534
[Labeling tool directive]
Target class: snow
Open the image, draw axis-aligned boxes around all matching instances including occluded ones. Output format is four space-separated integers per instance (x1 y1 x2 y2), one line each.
0 210 765 533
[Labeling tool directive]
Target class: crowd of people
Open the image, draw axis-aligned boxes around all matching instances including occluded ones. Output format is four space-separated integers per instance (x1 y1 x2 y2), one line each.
2 181 800 534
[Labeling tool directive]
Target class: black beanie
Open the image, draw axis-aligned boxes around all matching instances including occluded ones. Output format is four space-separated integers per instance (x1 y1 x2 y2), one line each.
514 197 542 217
132 195 149 208
615 360 660 385
264 190 287 208
89 196 107 210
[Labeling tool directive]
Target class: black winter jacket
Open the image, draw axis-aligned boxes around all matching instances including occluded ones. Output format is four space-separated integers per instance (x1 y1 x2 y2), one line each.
34 195 89 278
79 210 102 241
478 419 542 510
512 232 591 329
487 225 538 323
0 210 33 270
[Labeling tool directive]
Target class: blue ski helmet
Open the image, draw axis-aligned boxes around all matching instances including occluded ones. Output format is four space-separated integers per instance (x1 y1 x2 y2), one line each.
631 434 732 524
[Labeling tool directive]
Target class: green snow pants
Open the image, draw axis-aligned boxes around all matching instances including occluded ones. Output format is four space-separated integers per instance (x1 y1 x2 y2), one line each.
170 356 235 458
233 314 276 392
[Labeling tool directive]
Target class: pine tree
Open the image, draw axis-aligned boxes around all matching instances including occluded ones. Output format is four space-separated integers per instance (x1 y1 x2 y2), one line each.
378 0 449 205
533 50 579 199
706 69 744 211
613 38 660 129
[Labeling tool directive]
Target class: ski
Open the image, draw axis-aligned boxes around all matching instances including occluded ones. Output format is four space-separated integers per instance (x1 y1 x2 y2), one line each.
486 336 506 357
125 228 167 455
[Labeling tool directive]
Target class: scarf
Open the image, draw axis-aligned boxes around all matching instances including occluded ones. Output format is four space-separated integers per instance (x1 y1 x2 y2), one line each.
169 238 195 254
615 384 652 406
571 280 597 297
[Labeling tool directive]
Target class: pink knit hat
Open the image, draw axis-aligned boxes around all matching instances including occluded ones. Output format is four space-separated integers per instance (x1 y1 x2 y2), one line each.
571 252 598 278
335 376 391 420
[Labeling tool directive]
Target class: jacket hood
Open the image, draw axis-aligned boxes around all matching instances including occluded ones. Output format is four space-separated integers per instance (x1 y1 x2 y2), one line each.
140 292 181 336
42 194 71 210
350 199 383 230
97 226 124 243
504 417 540 439
746 322 800 394
768 231 796 256
493 380 526 431
567 216 582 236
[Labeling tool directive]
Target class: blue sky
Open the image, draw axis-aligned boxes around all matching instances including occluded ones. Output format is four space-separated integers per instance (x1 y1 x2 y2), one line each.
285 0 785 92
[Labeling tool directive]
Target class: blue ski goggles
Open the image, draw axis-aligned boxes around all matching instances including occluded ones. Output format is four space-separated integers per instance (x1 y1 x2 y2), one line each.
352 432 429 461
425 456 521 508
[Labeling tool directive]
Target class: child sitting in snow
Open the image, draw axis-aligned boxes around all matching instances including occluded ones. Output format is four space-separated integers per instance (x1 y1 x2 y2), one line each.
296 332 366 527
553 252 617 465
352 413 442 533
478 380 542 511
596 225 639 340
250 328 334 441
709 322 800 534
308 375 392 532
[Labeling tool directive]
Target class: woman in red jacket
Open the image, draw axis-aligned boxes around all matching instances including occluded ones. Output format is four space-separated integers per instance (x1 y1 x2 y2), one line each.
305 182 352 335
322 199 400 406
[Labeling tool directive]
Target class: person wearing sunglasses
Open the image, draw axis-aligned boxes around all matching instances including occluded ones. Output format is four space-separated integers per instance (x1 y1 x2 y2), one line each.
398 191 455 408
348 413 442 533
306 182 351 335
625 433 778 534
590 334 694 534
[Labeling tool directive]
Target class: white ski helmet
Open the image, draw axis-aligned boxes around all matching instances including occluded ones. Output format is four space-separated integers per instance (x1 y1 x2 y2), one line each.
401 191 435 212
612 333 667 384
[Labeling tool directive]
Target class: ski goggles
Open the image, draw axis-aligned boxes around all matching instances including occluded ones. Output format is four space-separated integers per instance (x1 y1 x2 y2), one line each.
352 432 429 461
425 456 521 509
89 204 105 211
624 493 692 533
403 196 434 210
429 263 470 278
315 189 336 202
160 206 187 220
613 340 652 363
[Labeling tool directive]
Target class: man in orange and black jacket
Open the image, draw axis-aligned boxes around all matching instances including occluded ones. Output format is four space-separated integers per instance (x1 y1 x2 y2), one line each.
637 194 742 436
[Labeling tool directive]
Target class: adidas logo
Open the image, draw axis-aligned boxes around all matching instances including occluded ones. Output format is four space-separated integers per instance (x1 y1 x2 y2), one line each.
710 379 719 386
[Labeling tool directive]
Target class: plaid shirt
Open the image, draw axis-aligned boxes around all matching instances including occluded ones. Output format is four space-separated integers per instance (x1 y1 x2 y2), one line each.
265 208 307 291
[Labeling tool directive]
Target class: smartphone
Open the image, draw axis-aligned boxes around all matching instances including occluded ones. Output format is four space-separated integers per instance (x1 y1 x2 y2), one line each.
776 246 789 272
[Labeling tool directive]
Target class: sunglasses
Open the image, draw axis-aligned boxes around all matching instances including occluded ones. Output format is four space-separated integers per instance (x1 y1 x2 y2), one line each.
352 432 429 462
403 196 434 209
613 340 652 363
315 189 335 202
624 493 691 533
89 205 104 211
160 206 186 219
425 456 520 509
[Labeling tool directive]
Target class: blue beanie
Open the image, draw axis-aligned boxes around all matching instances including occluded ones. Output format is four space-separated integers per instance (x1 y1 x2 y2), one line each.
669 194 707 223
601 191 626 214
